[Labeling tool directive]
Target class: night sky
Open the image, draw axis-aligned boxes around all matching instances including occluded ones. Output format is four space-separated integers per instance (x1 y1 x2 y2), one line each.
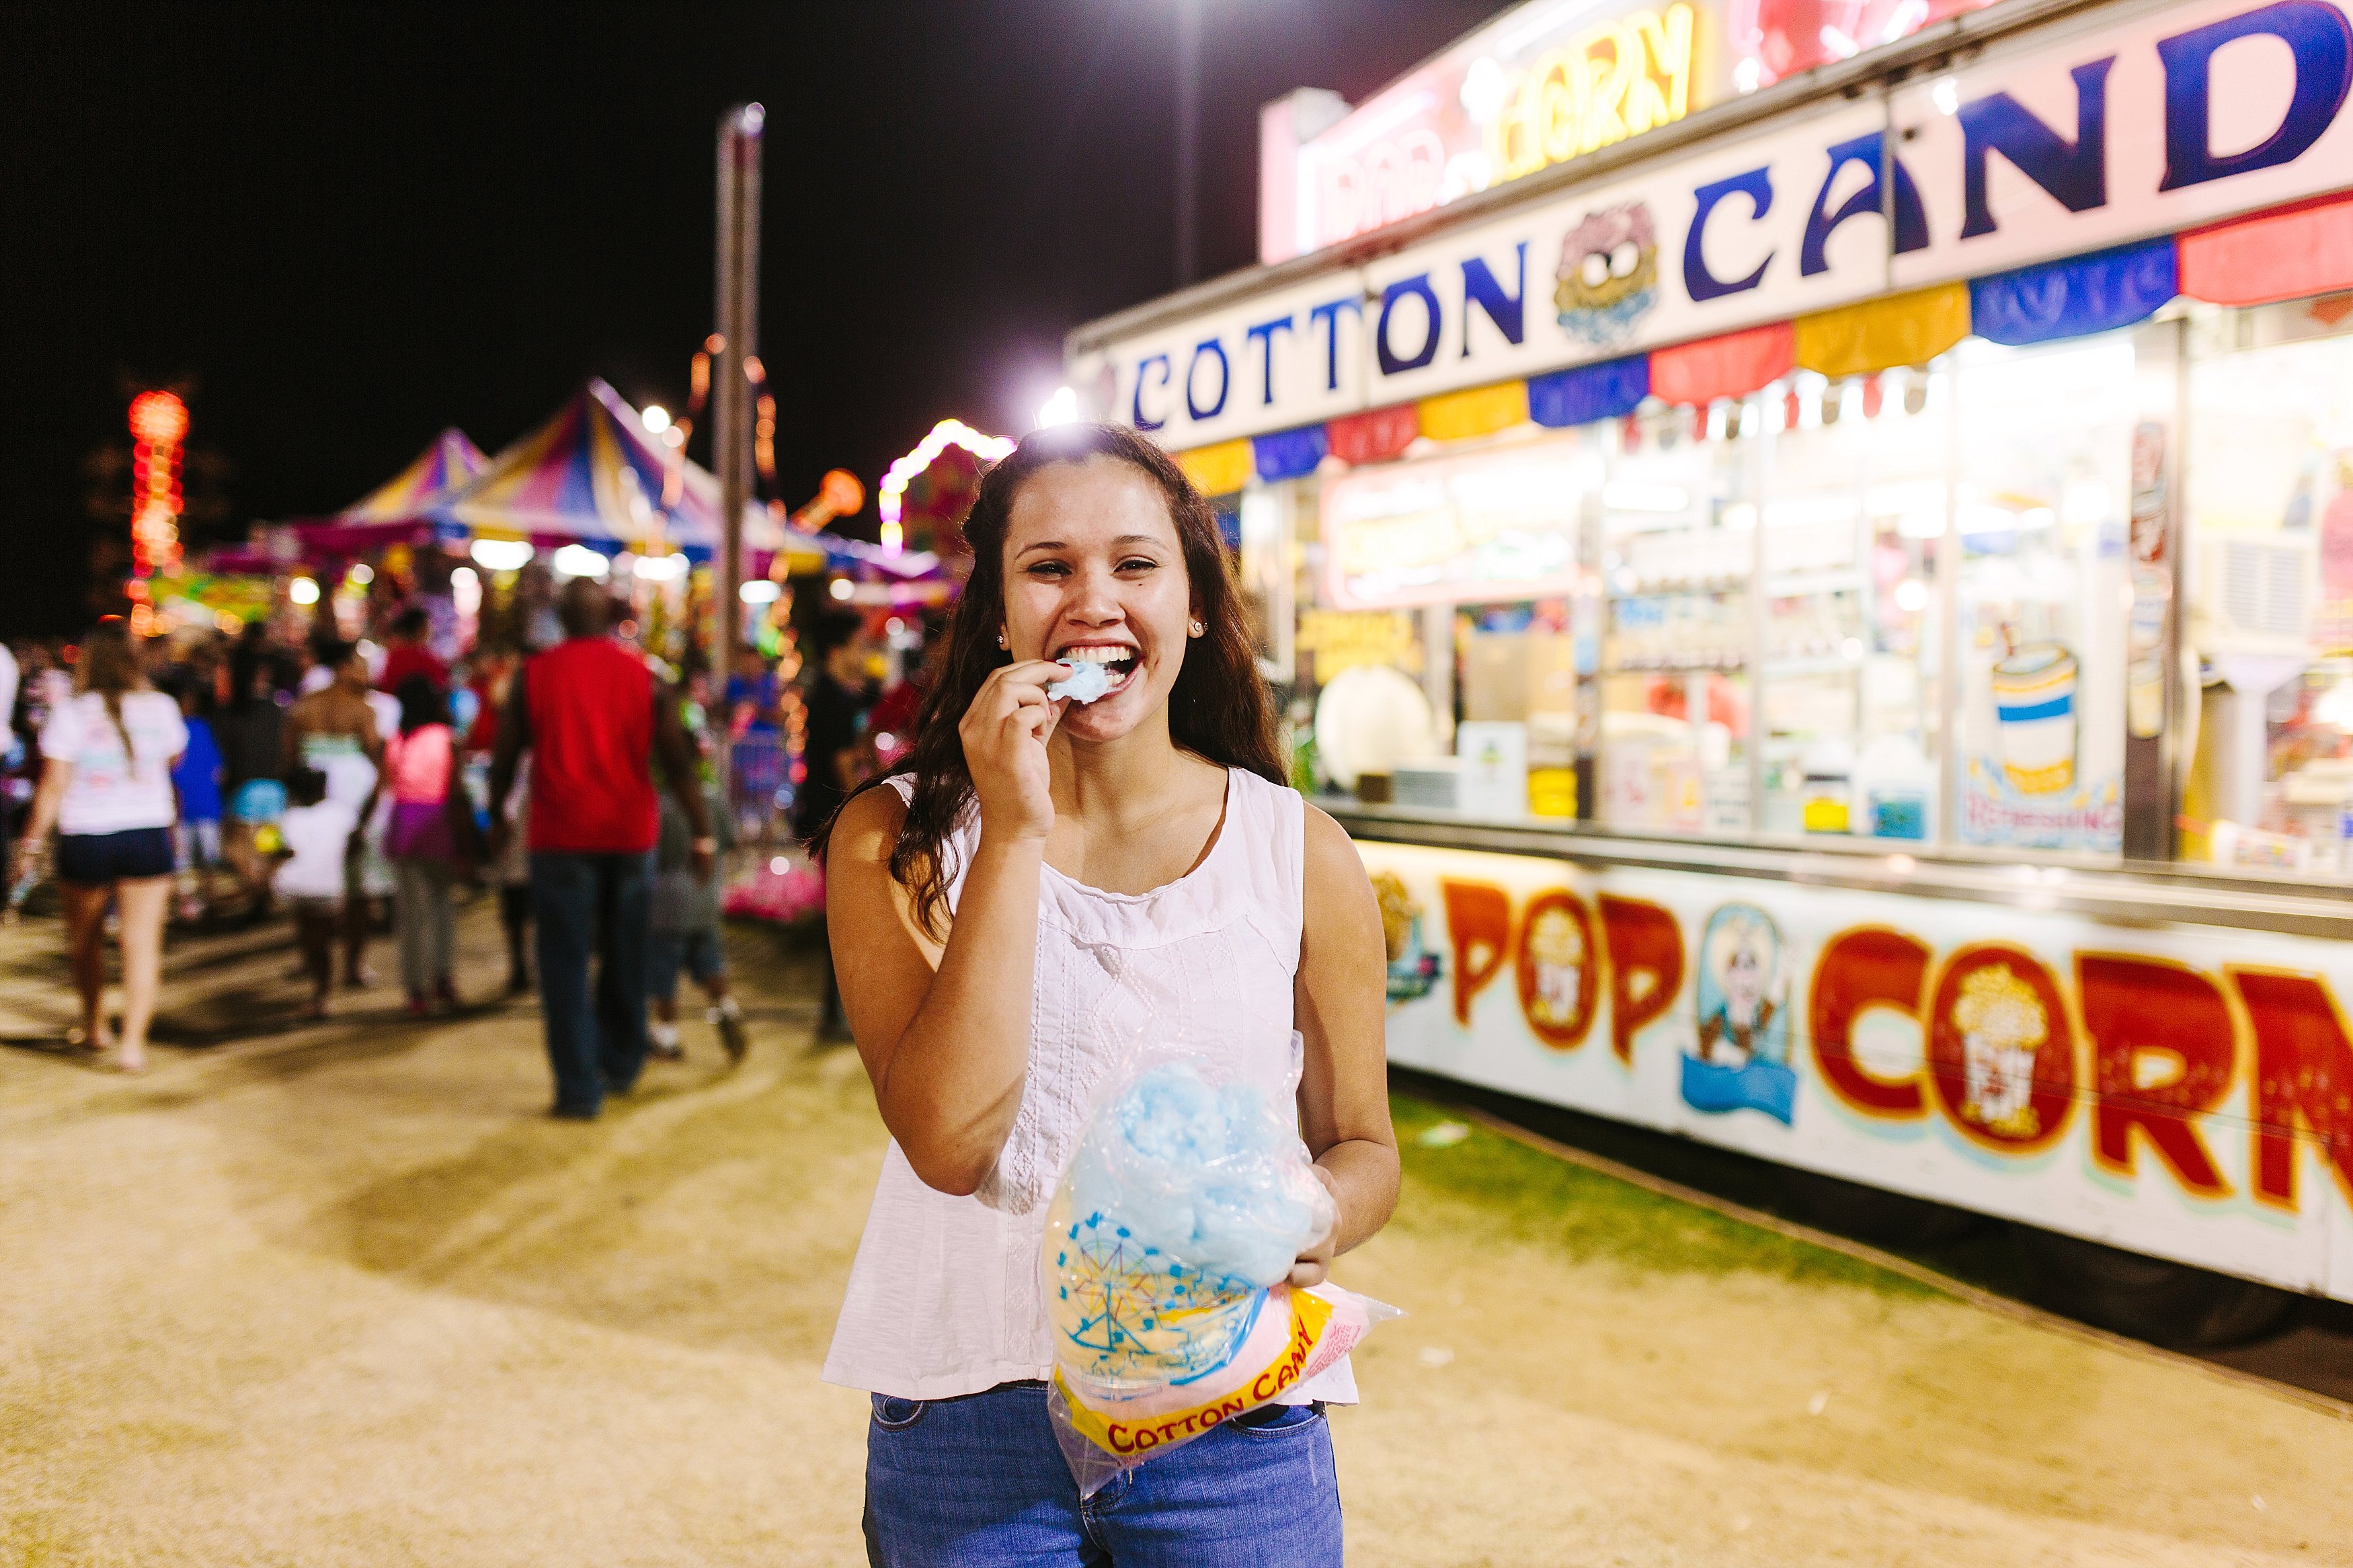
3 0 1505 636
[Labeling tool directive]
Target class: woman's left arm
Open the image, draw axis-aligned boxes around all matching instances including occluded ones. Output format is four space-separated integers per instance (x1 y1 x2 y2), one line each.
1290 803 1400 1288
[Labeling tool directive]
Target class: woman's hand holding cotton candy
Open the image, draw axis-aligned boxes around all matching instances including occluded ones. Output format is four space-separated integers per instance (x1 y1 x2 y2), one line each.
1287 1163 1341 1288
959 661 1068 842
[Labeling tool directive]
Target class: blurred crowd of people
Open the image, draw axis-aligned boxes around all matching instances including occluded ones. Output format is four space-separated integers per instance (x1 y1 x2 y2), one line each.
0 558 938 1103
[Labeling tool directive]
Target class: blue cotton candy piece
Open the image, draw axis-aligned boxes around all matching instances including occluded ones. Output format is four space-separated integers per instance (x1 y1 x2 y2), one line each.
1047 659 1114 704
1062 1063 1333 1288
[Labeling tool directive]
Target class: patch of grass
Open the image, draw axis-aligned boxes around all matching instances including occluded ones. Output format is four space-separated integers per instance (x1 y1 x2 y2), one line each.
1388 1092 1937 1299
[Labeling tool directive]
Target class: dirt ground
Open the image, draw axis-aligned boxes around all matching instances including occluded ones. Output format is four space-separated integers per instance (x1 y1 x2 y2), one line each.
1 903 2348 1567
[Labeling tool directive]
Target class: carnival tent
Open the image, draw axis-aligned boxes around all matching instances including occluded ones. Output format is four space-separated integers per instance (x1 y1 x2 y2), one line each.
444 378 781 557
344 427 489 522
289 427 489 553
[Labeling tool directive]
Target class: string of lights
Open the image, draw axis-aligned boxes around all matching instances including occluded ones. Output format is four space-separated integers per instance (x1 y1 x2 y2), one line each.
877 419 1015 554
124 390 190 635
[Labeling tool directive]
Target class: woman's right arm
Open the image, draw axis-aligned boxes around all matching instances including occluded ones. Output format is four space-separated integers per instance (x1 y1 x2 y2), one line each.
14 758 72 876
17 700 74 874
827 662 1065 1196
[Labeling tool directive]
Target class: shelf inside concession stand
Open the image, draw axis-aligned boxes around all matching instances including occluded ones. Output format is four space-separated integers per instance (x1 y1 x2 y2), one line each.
1328 804 2353 941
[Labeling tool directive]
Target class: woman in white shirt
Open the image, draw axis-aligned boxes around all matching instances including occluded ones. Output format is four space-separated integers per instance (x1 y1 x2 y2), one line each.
14 621 186 1073
819 425 1398 1565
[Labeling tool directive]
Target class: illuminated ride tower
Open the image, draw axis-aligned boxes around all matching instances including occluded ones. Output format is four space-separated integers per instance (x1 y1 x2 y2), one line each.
124 389 189 635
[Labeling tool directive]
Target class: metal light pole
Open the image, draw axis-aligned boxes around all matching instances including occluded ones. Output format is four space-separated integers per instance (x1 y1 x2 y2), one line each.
1174 0 1201 286
713 102 764 790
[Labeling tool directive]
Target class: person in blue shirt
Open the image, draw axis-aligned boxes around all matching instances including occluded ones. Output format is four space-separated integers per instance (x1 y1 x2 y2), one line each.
166 673 226 923
723 646 781 734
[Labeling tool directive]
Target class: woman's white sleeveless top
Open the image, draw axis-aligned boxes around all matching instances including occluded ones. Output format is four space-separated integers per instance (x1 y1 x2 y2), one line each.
822 766 1356 1405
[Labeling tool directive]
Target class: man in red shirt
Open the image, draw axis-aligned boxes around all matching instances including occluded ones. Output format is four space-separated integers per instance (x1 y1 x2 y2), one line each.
488 579 713 1119
376 607 449 696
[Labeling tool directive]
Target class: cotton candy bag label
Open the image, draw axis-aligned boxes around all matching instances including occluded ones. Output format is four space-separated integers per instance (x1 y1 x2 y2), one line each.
1041 1060 1395 1493
1051 1282 1376 1461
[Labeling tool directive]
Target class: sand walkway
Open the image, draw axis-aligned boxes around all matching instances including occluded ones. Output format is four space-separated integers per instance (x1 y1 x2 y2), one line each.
1 906 2346 1565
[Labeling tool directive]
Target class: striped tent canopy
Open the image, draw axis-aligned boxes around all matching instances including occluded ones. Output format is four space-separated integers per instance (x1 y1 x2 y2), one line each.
444 378 779 556
341 427 489 523
287 428 488 553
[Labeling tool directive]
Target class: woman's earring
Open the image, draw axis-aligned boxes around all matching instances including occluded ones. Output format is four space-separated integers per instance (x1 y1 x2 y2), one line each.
996 628 1008 649
1188 618 1205 638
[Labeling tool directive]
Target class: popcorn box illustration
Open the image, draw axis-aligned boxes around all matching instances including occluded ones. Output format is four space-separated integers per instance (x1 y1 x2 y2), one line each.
1954 962 2046 1141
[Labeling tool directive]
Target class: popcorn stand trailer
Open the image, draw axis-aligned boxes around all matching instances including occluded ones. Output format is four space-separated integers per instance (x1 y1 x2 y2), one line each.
1070 0 2353 1339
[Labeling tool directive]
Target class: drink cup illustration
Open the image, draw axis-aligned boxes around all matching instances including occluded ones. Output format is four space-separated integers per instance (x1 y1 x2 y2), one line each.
1989 643 2077 796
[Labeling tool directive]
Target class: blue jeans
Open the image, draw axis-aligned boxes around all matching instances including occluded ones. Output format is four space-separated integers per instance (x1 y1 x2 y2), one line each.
530 850 653 1115
647 924 725 1002
863 1382 1341 1567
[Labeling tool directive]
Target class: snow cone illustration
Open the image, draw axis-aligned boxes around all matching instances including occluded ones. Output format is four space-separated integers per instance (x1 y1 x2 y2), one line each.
1954 962 2046 1139
1989 641 2077 796
1555 202 1659 347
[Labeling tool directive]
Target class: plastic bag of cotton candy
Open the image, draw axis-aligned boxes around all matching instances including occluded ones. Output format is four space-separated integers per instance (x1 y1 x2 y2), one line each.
1041 1059 1397 1493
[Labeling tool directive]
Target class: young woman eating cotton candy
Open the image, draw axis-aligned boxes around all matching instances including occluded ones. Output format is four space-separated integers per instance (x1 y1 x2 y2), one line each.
815 422 1398 1565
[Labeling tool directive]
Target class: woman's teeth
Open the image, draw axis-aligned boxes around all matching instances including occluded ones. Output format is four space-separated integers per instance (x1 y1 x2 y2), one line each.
1060 646 1137 688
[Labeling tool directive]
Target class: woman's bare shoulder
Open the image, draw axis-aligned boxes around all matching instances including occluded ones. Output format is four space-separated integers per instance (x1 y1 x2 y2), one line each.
1300 802 1376 904
827 782 910 866
826 782 947 959
1300 800 1357 861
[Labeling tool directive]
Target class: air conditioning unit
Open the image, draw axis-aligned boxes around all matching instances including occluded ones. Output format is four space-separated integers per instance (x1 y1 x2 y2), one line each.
2195 532 2314 659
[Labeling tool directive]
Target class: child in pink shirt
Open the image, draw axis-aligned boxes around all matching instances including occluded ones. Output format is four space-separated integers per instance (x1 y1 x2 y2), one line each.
384 675 465 1014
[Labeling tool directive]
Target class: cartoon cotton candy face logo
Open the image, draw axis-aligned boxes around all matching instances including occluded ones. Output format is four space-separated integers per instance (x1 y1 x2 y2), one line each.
1556 202 1659 347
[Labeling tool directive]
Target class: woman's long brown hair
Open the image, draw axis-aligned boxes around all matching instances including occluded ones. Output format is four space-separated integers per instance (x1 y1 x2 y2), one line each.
813 422 1283 938
77 621 147 771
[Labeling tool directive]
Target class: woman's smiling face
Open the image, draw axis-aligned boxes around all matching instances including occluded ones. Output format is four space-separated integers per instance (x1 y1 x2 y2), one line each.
1000 456 1195 744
